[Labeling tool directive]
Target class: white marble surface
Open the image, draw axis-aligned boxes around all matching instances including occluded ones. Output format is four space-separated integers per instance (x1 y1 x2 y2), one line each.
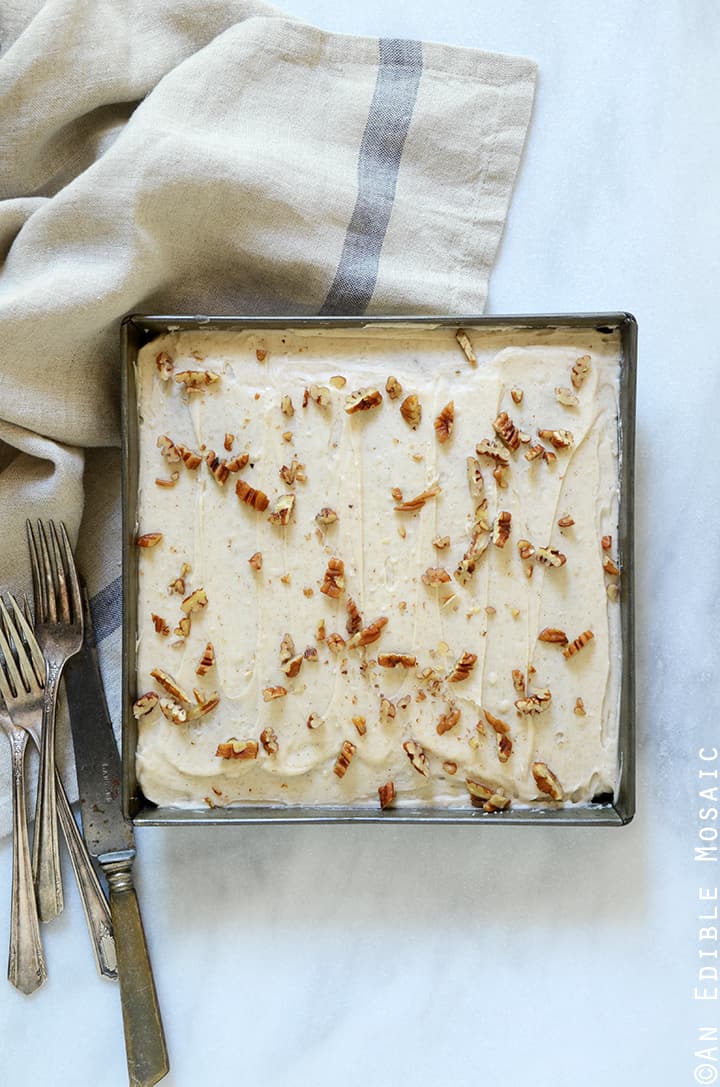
3 2 720 1085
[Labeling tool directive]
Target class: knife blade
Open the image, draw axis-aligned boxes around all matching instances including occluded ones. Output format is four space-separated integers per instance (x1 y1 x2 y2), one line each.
64 587 169 1087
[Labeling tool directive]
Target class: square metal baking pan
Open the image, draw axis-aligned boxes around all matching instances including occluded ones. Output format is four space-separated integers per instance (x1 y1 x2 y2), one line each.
121 312 636 827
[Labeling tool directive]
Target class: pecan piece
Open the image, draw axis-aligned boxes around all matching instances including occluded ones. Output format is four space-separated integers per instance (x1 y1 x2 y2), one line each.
466 456 484 498
571 354 591 389
151 614 169 636
260 728 279 755
482 793 511 813
236 479 269 511
601 534 612 551
538 428 574 449
466 779 493 802
262 686 287 701
333 740 357 778
306 713 323 730
557 515 575 528
320 557 345 598
574 697 587 716
174 369 221 388
400 394 421 429
432 535 450 550
563 629 594 659
394 484 441 512
195 642 215 675
532 761 564 801
497 734 513 763
475 438 509 465
492 511 512 549
268 493 295 526
512 669 525 695
493 411 520 452
538 627 568 645
315 507 338 527
248 551 263 571
510 388 523 405
524 444 546 462
347 616 388 649
181 587 208 615
132 692 158 719
151 668 192 705
256 348 267 362
447 652 477 683
281 395 294 417
517 539 535 561
308 384 331 408
173 616 191 639
385 375 403 400
377 653 417 668
483 709 510 735
345 387 382 414
434 401 454 443
436 705 461 735
155 350 174 380
326 633 346 655
379 696 396 725
603 556 620 576
157 434 182 463
535 547 567 568
136 532 163 548
443 761 458 775
279 457 306 486
422 567 451 587
282 654 304 679
403 740 430 777
205 450 231 485
378 782 396 810
224 433 234 452
346 596 362 635
555 386 579 407
216 739 258 760
155 473 179 488
455 328 477 366
515 689 552 714
159 697 188 725
352 715 367 736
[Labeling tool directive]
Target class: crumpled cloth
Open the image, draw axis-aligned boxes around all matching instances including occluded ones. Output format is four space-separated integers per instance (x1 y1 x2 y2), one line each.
0 0 536 838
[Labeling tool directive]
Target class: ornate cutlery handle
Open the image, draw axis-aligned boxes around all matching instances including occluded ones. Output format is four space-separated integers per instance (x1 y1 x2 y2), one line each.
32 662 63 922
7 729 46 994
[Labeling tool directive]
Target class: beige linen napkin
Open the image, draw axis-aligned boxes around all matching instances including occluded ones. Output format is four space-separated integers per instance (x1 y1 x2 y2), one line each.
0 0 536 838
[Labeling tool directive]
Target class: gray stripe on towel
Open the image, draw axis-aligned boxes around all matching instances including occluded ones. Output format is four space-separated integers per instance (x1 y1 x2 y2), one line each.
89 575 122 644
319 38 423 316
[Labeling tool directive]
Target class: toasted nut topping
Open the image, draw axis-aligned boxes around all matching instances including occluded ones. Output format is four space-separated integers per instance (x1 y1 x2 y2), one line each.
181 587 208 614
348 616 388 650
475 438 509 465
268 493 295 526
493 411 520 452
436 705 461 735
538 428 574 449
400 394 421 429
328 375 346 389
279 457 306 486
255 348 267 362
236 479 269 511
316 620 326 643
132 692 159 719
223 433 234 452
602 534 612 551
403 740 430 777
194 695 220 718
380 696 396 725
320 556 345 598
151 613 170 636
571 354 591 388
195 642 215 675
307 712 323 730
532 761 564 801
535 547 567 568
155 350 174 380
466 778 493 801
396 694 412 711
557 515 575 528
174 616 191 638
434 401 454 443
315 507 338 527
262 686 287 701
524 443 546 462
555 386 579 407
518 539 535 561
281 395 294 417
248 551 263 571
455 328 477 366
151 668 193 705
563 629 594 659
483 709 510 735
345 387 382 413
391 487 403 502
466 456 484 498
515 689 552 714
352 715 367 736
512 669 525 694
216 740 258 760
260 728 279 755
443 761 458 775
482 793 511 813
205 449 231 484
538 627 569 645
326 633 347 655
603 556 620 576
378 782 396 809
574 697 587 716
510 388 523 404
178 445 203 470
394 484 441 512
157 434 182 463
492 510 512 548
497 734 513 762
606 583 620 602
333 740 357 778
422 566 451 587
174 369 221 389
432 535 450 551
385 375 403 399
543 449 557 466
303 646 319 662
493 465 508 489
278 634 294 664
308 384 331 408
155 473 179 488
455 526 490 585
137 532 163 548
346 596 362 635
378 653 417 668
447 652 477 683
282 654 304 679
159 697 188 725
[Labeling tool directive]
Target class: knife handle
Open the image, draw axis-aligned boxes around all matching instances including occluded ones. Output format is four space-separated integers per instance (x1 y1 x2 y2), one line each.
104 857 169 1087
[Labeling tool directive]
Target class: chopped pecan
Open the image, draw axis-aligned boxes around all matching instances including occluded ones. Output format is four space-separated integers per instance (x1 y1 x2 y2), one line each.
268 493 295 526
515 689 552 714
329 375 346 389
517 539 535 561
443 761 458 775
174 369 221 388
393 483 441 512
278 632 295 666
315 507 338 527
333 740 357 778
434 401 454 443
380 697 396 725
493 411 520 452
538 428 574 449
173 616 191 639
352 715 367 736
136 532 163 548
466 778 493 802
279 457 306 486
262 686 287 701
205 450 230 485
157 434 182 463
132 692 159 719
151 668 192 705
159 697 188 725
224 433 234 452
400 394 421 429
320 556 345 598
348 616 388 649
602 534 612 551
432 535 450 550
555 387 579 407
385 375 403 400
194 695 219 718
260 728 279 755
455 328 477 366
346 596 362 635
512 669 525 694
492 511 512 549
178 445 203 470
396 694 412 711
151 614 170 636
454 533 489 585
195 642 215 675
493 465 508 489
155 350 174 380
557 515 575 528
422 567 451 587
543 449 557 466
482 793 511 813
216 739 258 760
378 782 396 810
248 551 263 571
603 556 620 576
447 652 477 683
303 646 319 662
326 633 346 655
236 479 269 511
524 444 546 462
308 384 331 408
475 438 509 466
155 473 179 488
181 587 208 615
466 456 484 499
563 629 594 659
510 388 523 405
535 547 567 568
574 697 587 716
345 387 382 413
436 705 461 735
482 709 509 736
282 654 304 679
571 354 591 389
403 740 430 777
538 627 568 645
306 712 323 730
532 761 564 801
281 395 294 417
497 734 513 763
256 348 267 362
316 619 326 643
378 653 417 668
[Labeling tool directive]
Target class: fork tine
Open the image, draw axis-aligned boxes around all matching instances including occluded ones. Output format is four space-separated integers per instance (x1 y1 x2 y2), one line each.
8 593 45 687
49 522 71 624
37 521 57 624
0 597 37 691
58 522 82 628
26 520 45 624
0 608 26 697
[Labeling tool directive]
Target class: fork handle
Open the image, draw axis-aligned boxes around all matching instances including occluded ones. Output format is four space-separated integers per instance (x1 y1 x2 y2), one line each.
7 729 47 994
32 662 64 921
55 774 117 979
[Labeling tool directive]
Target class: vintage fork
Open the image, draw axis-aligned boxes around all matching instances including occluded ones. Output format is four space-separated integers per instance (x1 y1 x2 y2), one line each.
0 617 46 993
0 596 117 979
26 520 84 922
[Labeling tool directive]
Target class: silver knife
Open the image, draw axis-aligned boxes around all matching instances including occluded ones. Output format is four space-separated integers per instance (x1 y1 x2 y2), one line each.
64 588 169 1087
